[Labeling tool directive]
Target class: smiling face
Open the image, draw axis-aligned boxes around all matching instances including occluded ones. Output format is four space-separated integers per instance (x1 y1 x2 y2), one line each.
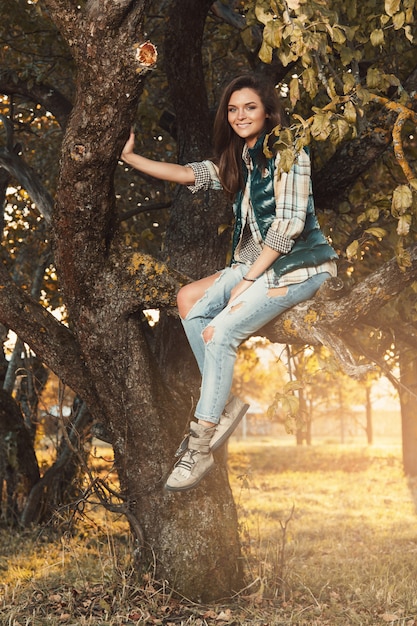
227 87 268 148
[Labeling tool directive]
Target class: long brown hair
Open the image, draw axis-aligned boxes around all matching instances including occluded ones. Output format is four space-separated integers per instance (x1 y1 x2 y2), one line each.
213 74 287 201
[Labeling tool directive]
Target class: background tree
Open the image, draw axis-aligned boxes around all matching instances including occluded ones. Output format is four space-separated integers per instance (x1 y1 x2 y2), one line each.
1 0 417 602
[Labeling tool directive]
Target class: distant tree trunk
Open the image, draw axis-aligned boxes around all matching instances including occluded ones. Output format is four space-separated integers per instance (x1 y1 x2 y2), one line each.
0 389 40 524
398 346 417 476
365 386 373 445
296 387 310 445
338 388 345 444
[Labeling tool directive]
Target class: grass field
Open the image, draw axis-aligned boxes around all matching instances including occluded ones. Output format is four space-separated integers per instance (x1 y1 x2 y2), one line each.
1 440 416 625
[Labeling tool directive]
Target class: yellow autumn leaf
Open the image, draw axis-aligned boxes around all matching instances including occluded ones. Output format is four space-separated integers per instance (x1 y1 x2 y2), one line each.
218 223 230 235
404 24 413 42
331 24 346 44
255 5 274 25
302 67 318 99
330 118 350 144
364 227 387 239
289 76 300 108
370 28 385 46
278 148 296 173
393 11 405 29
385 0 401 16
263 19 283 48
343 101 357 124
392 184 413 215
342 72 356 95
258 40 273 64
310 111 332 141
283 380 304 393
366 67 384 89
346 239 359 259
396 214 411 236
339 45 355 65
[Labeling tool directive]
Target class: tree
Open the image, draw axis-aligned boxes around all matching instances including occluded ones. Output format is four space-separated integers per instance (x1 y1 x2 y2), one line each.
1 0 417 602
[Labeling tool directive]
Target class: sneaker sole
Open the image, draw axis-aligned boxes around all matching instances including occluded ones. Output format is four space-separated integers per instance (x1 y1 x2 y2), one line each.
164 461 215 492
210 403 249 452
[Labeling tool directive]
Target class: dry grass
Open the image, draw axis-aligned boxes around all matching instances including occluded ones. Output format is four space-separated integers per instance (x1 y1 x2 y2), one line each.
1 441 417 625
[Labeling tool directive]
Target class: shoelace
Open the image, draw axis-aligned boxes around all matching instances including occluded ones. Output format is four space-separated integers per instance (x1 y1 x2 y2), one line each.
173 450 199 477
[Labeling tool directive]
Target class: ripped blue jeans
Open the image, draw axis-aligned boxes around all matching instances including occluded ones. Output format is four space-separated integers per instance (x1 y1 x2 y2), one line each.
181 264 331 424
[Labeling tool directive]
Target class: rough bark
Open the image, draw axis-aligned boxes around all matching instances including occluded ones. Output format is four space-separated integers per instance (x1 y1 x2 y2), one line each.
156 0 235 400
24 0 242 601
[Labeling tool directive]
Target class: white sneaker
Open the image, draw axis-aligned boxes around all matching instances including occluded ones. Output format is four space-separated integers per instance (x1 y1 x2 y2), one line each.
210 395 249 452
165 423 216 492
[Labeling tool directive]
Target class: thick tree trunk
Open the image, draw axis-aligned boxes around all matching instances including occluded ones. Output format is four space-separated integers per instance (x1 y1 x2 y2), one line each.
42 0 243 600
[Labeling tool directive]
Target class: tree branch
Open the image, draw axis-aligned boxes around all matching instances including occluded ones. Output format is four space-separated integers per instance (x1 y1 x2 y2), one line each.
0 115 54 222
0 260 100 408
262 243 417 375
39 0 82 44
0 70 72 130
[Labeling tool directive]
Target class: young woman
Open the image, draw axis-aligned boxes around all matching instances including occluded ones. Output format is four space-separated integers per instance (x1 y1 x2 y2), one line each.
121 74 338 492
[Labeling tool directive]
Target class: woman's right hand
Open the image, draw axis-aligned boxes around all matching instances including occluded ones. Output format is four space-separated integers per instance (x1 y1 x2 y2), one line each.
121 130 136 162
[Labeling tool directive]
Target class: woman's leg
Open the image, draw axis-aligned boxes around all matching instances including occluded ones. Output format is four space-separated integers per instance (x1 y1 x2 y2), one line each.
165 272 331 492
178 265 246 374
195 272 331 424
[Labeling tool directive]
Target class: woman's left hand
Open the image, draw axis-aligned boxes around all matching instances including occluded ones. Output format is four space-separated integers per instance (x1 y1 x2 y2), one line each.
228 279 252 304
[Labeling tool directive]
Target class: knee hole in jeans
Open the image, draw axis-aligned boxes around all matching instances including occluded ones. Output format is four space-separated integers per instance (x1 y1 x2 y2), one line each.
202 325 215 344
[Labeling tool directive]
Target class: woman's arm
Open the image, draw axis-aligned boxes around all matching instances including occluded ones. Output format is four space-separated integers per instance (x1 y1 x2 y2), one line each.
229 245 280 302
121 131 196 185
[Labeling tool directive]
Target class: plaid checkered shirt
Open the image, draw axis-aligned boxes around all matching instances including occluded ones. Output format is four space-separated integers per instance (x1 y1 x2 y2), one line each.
186 147 336 288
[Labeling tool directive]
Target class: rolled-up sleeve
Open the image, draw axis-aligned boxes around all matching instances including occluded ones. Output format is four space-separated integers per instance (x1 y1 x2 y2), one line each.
265 148 311 253
186 160 222 193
